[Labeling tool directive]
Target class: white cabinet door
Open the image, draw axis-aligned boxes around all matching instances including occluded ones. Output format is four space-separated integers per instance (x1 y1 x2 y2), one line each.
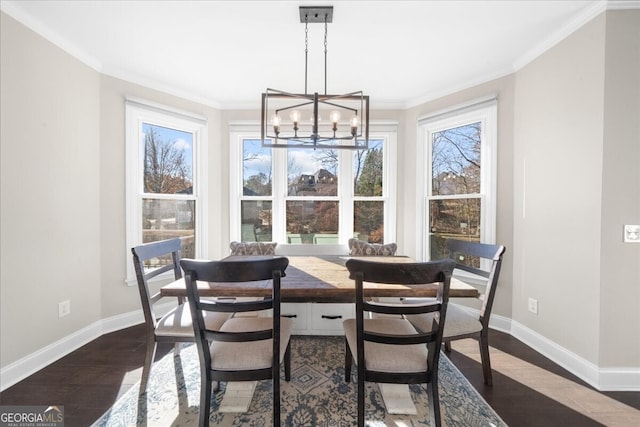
281 303 310 335
310 303 354 335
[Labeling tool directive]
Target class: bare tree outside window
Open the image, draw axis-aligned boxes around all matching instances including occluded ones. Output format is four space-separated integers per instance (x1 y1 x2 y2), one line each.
144 126 192 194
243 140 272 197
142 124 195 260
241 140 273 241
430 122 482 259
432 123 481 196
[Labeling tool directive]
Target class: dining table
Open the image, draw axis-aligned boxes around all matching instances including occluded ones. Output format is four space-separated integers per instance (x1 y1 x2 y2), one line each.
160 254 480 301
160 254 480 415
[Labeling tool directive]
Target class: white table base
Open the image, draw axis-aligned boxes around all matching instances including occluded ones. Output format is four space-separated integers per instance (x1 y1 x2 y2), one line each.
379 383 418 415
218 381 258 413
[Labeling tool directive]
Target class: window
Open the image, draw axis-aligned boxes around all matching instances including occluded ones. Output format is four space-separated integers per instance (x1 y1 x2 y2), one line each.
418 98 497 261
230 124 396 249
239 139 273 242
353 139 386 243
126 99 208 283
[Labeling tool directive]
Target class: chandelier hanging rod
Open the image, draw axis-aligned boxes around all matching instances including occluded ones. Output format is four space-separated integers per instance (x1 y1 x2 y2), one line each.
301 6 332 95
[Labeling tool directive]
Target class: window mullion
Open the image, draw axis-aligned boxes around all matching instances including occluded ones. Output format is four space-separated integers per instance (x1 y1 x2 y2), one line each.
339 149 354 243
228 131 242 242
272 147 287 243
141 193 196 201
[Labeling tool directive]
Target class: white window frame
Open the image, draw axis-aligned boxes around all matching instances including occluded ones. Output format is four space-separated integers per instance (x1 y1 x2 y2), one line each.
125 98 208 285
229 122 397 254
416 97 497 261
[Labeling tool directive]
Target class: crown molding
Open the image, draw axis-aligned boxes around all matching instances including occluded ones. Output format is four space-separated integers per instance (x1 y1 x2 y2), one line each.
4 0 637 111
511 0 639 71
404 67 513 110
607 0 640 10
512 0 606 71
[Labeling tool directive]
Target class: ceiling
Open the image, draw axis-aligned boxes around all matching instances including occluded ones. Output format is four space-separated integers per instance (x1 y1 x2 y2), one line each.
2 0 616 109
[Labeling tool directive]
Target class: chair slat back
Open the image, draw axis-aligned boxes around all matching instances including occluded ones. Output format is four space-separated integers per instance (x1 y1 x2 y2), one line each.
445 239 506 324
181 258 288 283
346 258 455 375
180 256 289 346
131 238 183 329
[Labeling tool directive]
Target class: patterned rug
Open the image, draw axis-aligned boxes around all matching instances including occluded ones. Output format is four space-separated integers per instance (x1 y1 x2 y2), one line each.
93 336 506 426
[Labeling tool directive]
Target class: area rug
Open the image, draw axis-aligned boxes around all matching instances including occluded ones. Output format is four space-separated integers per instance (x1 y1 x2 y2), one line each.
93 336 506 426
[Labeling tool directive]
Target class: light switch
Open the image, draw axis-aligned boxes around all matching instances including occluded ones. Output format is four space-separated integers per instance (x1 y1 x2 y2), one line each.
623 225 640 243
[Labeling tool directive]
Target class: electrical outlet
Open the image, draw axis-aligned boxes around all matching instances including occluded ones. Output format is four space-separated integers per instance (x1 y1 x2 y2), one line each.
528 298 538 315
624 225 640 243
58 300 71 318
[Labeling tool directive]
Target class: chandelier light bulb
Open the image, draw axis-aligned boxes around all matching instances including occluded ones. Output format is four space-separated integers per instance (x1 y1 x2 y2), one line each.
350 115 359 136
289 110 301 124
271 114 281 135
329 110 340 133
290 109 301 134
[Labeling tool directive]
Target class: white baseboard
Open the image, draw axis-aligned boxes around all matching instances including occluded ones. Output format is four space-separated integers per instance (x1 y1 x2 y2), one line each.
510 320 640 391
0 321 102 391
488 311 512 334
2 303 638 392
448 302 512 334
101 308 145 335
598 367 640 391
452 304 640 391
0 302 177 391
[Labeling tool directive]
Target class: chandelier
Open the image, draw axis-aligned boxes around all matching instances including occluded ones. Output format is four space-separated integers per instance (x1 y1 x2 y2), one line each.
261 6 369 150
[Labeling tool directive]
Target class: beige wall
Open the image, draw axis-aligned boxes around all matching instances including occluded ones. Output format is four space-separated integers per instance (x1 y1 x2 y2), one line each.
1 12 101 366
513 10 640 367
599 10 640 367
513 12 606 364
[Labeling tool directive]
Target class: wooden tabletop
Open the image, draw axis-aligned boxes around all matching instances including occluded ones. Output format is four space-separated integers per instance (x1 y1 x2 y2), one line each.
161 255 479 302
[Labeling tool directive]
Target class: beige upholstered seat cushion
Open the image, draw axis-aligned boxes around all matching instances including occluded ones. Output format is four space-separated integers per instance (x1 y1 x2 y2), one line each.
348 238 397 256
407 304 482 338
229 241 278 256
156 303 230 338
209 317 292 371
343 318 429 373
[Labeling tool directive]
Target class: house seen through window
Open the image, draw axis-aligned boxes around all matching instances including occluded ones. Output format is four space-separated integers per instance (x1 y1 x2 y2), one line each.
231 125 396 247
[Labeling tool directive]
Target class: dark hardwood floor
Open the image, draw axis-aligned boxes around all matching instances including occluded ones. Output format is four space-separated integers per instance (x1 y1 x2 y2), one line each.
1 324 638 426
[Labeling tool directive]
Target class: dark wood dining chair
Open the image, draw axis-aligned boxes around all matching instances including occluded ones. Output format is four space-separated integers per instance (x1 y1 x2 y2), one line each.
407 239 506 385
131 238 230 396
343 258 455 427
180 257 292 427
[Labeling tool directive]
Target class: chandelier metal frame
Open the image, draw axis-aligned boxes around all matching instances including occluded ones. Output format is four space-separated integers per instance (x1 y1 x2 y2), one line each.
261 6 369 150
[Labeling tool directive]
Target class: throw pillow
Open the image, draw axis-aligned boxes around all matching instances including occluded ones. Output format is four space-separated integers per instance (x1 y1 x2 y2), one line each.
348 238 397 256
229 241 277 256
